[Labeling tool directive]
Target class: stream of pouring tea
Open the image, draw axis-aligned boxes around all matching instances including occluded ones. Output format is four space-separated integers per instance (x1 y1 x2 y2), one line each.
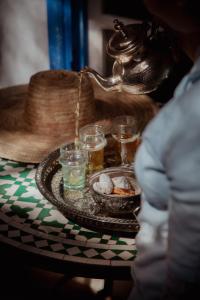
74 72 82 148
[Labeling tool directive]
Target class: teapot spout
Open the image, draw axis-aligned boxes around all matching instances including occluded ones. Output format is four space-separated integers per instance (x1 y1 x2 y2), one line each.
82 67 122 92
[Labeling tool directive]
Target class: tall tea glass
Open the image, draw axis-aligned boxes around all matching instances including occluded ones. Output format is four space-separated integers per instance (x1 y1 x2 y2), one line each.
59 148 87 190
79 124 107 173
111 115 140 166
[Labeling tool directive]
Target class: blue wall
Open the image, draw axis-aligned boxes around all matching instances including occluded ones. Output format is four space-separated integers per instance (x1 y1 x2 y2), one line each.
47 0 88 71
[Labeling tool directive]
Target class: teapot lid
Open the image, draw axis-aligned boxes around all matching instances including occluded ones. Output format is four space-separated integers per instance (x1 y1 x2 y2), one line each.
107 19 147 58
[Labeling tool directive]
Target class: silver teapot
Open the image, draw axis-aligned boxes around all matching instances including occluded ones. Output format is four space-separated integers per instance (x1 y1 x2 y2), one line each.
83 19 174 94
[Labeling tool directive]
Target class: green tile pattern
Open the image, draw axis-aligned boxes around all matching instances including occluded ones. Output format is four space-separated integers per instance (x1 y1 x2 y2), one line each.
0 159 136 265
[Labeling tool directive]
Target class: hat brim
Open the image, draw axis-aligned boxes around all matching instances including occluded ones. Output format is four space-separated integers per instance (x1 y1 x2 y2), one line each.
0 84 155 163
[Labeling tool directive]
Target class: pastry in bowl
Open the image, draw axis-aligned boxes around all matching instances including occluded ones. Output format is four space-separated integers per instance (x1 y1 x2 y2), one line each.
88 167 141 216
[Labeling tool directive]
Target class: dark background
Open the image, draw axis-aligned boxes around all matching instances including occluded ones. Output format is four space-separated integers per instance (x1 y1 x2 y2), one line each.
102 0 150 20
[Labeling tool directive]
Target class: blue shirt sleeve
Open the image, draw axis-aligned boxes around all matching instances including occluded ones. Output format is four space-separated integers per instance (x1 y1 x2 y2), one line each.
130 75 200 299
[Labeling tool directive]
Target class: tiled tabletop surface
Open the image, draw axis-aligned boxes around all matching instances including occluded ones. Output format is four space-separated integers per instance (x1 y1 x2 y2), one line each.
0 158 136 271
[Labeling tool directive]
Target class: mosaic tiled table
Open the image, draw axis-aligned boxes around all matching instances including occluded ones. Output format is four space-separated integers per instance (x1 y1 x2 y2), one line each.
0 158 136 279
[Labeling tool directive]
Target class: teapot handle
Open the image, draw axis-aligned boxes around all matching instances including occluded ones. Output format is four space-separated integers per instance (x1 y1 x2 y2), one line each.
150 22 159 39
143 21 159 41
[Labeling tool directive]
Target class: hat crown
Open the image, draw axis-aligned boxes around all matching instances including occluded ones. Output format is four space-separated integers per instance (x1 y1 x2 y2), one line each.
24 70 95 137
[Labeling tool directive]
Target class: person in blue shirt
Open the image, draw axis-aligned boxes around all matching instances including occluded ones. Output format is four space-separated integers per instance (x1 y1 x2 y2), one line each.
129 1 200 299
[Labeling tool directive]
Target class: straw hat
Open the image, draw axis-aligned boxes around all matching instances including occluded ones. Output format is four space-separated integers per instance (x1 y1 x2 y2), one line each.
0 70 96 163
0 70 156 163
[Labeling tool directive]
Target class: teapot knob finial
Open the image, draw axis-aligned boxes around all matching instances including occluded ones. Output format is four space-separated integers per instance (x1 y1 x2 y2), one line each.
113 19 127 39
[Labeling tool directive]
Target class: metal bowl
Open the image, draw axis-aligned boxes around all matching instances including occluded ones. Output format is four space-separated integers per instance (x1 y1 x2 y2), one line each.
88 166 141 216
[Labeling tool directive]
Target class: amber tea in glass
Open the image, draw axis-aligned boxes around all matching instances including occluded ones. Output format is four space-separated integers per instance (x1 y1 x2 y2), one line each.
79 124 107 173
112 115 140 166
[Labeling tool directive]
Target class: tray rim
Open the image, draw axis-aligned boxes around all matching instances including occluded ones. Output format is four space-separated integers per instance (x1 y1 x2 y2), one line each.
35 148 140 237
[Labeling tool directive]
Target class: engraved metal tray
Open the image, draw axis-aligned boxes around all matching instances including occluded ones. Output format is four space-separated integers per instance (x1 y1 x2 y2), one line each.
35 148 140 237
